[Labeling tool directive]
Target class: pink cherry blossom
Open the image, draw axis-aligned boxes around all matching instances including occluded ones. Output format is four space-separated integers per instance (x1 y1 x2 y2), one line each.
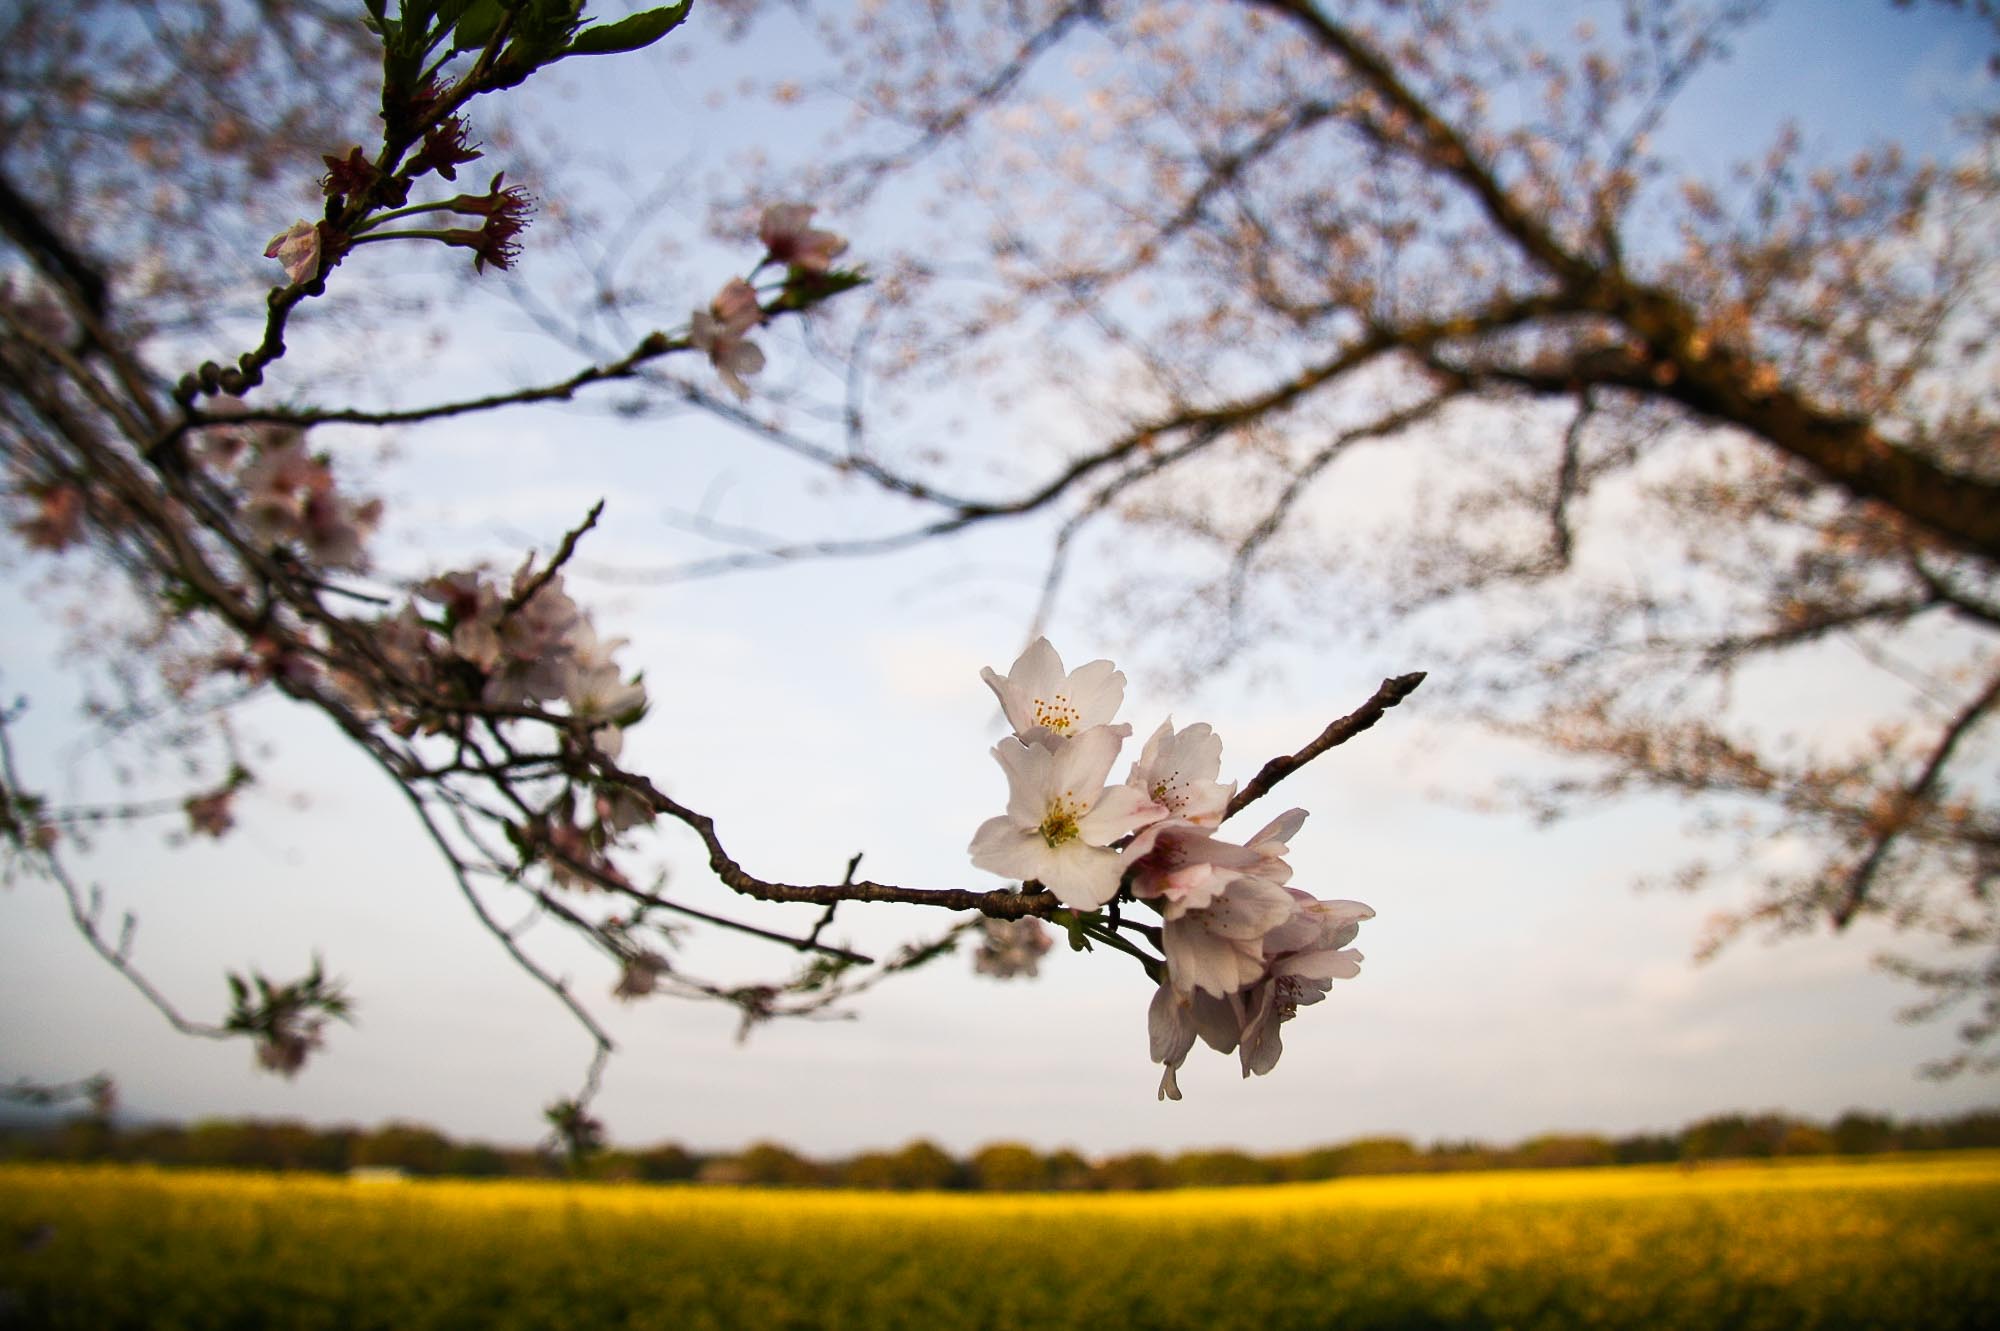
263 220 321 286
12 484 86 552
690 278 765 400
1159 874 1298 998
972 917 1054 979
1123 819 1264 918
1198 892 1372 1079
758 203 848 274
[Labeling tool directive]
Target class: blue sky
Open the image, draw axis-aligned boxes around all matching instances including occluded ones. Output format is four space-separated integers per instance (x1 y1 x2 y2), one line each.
2 0 1996 1156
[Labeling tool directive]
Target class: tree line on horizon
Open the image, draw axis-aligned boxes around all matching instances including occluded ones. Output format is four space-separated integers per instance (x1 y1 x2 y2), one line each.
4 1106 1997 1191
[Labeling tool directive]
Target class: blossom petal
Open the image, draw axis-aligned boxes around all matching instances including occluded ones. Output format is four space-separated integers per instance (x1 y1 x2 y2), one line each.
1201 877 1298 940
967 817 1045 880
1281 946 1364 982
1163 916 1265 996
990 737 1053 828
1061 657 1126 730
1047 723 1125 799
1245 808 1308 853
1191 989 1245 1053
1036 843 1125 909
1148 983 1196 1065
1075 782 1163 845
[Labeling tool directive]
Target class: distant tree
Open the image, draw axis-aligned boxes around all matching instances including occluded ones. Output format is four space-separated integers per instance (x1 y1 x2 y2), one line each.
353 1121 453 1176
734 1141 825 1188
885 1139 963 1190
1093 1151 1173 1191
1331 1137 1425 1176
631 1142 700 1183
1043 1148 1096 1191
969 1142 1051 1192
446 1142 509 1178
1832 1111 1899 1156
1170 1149 1275 1188
1511 1135 1617 1170
1611 1132 1682 1165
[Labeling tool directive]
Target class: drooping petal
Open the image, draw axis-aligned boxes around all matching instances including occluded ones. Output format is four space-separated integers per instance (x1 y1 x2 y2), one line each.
1191 989 1246 1055
1239 992 1286 1078
1149 983 1198 1102
1148 983 1196 1065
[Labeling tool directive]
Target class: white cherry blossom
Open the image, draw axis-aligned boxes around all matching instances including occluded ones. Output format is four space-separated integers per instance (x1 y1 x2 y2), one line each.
1126 718 1234 826
980 637 1127 747
968 726 1163 908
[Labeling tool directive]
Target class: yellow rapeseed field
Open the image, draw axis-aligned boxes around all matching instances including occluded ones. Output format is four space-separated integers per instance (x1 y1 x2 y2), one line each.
2 1152 1997 1329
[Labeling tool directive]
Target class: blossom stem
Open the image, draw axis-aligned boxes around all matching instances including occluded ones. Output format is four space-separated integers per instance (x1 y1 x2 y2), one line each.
352 202 473 233
1063 911 1164 982
347 228 460 247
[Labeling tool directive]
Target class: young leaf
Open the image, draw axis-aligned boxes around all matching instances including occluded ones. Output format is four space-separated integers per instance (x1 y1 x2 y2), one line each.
451 0 506 54
562 3 690 58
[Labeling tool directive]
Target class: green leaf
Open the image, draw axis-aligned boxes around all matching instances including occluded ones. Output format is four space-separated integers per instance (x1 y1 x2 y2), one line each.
562 2 690 57
450 0 506 53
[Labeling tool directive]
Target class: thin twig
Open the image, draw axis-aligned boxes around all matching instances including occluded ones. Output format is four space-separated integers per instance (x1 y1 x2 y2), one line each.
1223 672 1428 823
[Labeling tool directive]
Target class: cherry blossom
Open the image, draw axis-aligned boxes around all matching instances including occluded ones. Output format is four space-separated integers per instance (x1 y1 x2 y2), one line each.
981 637 1128 748
1126 718 1234 826
237 438 379 571
11 483 86 552
1159 875 1299 998
690 277 765 400
1229 893 1372 1077
1123 818 1266 918
759 203 848 274
972 917 1054 979
968 726 1163 908
1148 889 1371 1093
562 622 647 758
612 952 668 1000
263 219 321 286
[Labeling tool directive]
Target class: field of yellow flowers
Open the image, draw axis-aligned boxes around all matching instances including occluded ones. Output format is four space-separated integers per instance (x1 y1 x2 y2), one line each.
2 1153 1996 1329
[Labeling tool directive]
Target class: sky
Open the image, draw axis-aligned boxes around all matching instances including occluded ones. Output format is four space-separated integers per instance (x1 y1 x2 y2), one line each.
2 0 1997 1159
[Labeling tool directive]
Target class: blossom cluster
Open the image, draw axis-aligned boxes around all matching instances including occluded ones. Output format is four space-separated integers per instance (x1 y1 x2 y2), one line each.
969 639 1371 1099
365 561 648 753
689 203 849 401
199 423 382 571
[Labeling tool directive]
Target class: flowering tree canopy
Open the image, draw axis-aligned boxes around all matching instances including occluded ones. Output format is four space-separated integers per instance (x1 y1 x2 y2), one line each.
0 0 1422 1147
660 0 1999 1077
